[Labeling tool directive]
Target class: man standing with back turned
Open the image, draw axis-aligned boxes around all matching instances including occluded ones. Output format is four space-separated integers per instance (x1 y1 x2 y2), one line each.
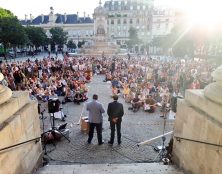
87 94 105 145
107 95 124 145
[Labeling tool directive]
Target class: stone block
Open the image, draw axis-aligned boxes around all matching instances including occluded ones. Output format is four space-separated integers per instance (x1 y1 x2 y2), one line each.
185 90 222 124
0 91 29 125
0 92 42 174
173 98 222 174
22 142 42 173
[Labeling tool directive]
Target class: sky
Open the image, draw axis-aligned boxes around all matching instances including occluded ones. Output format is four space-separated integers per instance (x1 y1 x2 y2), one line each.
0 0 172 19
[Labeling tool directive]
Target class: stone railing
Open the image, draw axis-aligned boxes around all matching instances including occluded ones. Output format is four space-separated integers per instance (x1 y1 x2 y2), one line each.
0 73 42 174
173 65 222 174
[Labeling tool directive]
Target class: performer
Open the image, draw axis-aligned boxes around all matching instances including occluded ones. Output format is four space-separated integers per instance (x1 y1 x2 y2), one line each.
107 95 124 145
86 94 105 145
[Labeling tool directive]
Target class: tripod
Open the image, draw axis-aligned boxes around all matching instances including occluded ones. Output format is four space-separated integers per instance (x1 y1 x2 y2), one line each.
154 105 168 163
49 112 70 143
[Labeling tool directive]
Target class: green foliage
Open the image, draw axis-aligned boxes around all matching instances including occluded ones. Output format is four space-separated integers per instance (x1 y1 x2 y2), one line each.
77 40 85 48
0 8 14 18
126 27 141 49
25 26 47 47
67 40 76 49
0 8 28 49
49 27 68 46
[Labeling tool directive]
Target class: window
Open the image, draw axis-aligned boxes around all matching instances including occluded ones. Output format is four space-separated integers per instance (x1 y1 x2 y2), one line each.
123 19 127 24
111 19 114 24
143 5 146 10
130 6 133 10
137 5 140 10
118 19 121 24
136 18 140 24
130 19 133 24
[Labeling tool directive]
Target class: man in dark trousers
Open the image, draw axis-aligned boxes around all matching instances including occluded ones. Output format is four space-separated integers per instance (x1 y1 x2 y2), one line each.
107 95 124 145
86 94 105 145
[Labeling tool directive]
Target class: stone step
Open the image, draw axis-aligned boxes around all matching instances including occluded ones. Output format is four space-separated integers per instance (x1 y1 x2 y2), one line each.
36 163 184 174
0 91 30 124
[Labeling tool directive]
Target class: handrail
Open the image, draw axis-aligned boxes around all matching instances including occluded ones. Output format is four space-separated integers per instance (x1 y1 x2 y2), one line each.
0 137 41 153
174 136 222 148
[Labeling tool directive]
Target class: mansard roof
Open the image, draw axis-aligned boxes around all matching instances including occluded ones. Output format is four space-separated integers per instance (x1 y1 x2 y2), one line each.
20 13 93 25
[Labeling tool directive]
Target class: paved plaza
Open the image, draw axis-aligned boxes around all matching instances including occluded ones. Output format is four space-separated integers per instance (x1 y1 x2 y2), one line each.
40 73 174 164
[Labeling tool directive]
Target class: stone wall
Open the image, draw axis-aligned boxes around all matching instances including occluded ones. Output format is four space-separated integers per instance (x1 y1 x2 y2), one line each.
0 92 42 174
173 90 222 174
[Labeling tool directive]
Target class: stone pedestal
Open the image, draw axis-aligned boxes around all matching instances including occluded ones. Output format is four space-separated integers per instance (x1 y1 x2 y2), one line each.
0 73 42 174
173 66 222 174
0 73 12 105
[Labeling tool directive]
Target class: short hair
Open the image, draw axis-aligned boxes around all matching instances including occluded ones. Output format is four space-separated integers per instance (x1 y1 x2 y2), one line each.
113 95 118 101
93 94 98 100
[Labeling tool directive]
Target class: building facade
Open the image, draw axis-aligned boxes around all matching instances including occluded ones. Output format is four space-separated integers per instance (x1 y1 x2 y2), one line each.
21 7 94 45
104 0 154 45
20 1 175 53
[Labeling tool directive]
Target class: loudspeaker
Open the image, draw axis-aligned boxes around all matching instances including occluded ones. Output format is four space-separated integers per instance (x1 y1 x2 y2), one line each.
48 99 60 113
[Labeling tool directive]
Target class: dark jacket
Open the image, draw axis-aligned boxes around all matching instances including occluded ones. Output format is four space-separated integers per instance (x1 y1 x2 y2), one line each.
107 101 124 122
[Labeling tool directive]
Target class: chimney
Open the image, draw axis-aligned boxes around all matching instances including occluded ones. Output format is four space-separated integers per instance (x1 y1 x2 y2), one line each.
25 14 27 22
41 14 44 23
84 12 86 20
64 12 67 23
30 14 33 23
77 11 79 22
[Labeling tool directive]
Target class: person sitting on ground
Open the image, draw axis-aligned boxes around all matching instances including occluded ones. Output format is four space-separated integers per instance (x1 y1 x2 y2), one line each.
62 87 73 104
131 94 141 112
74 90 83 105
122 83 130 99
112 86 119 96
144 95 157 113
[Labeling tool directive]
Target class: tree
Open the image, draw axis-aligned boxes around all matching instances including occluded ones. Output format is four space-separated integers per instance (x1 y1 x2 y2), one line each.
67 40 76 49
49 27 68 46
77 40 85 48
25 26 48 48
0 8 28 55
126 27 141 49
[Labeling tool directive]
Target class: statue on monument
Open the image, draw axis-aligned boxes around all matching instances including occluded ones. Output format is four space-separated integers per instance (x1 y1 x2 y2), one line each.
97 25 105 35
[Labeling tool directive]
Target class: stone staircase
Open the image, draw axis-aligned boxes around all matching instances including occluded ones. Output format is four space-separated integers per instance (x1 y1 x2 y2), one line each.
36 163 184 174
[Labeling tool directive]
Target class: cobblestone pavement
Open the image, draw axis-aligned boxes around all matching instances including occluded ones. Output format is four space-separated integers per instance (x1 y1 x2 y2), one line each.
40 75 174 164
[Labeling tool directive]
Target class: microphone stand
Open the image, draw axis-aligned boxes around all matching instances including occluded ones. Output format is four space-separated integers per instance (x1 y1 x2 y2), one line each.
40 109 48 155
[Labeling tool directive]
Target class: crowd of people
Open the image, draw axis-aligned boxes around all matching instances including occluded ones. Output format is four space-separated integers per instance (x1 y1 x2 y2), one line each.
0 54 216 117
102 55 215 115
